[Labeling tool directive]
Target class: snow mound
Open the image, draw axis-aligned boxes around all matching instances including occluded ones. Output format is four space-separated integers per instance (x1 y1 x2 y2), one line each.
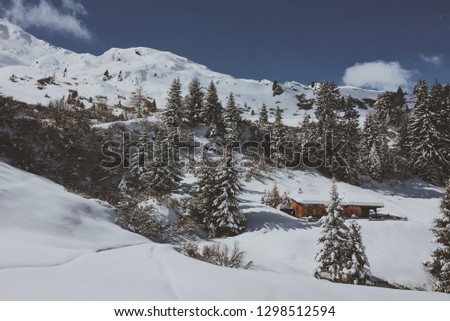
0 162 146 269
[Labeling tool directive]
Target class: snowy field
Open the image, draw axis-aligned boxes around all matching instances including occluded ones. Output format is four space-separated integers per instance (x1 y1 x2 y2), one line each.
1 162 448 300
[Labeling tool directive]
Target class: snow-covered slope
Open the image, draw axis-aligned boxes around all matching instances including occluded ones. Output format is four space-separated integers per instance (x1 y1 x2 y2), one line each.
0 162 448 300
0 18 72 68
0 162 146 269
0 18 382 127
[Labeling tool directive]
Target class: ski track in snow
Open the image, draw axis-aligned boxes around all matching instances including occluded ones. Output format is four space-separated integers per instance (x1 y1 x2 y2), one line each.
0 242 149 271
149 245 181 300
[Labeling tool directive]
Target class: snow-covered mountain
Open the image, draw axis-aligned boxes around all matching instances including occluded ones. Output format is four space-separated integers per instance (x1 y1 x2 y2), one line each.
0 18 382 127
0 18 72 67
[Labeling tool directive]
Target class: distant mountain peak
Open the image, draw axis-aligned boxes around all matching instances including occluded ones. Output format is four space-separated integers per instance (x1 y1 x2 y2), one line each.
0 18 72 68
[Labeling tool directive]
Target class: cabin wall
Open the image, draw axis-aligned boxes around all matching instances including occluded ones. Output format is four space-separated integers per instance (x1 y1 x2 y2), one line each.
292 202 304 219
343 205 363 218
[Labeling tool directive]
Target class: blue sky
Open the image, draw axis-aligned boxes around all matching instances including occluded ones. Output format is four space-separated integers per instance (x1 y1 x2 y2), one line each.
1 0 450 91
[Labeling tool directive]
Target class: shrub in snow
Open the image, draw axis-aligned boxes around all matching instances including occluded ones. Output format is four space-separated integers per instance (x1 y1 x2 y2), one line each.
115 202 164 242
424 179 450 293
179 242 253 269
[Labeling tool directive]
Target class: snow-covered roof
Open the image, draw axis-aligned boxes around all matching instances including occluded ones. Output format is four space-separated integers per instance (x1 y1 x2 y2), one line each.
292 199 384 207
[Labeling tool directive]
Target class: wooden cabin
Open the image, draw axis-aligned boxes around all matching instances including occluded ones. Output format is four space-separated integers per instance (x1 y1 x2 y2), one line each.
290 199 384 220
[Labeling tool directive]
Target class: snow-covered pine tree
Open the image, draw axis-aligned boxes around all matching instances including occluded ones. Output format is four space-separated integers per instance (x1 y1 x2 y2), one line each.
443 84 450 174
430 81 450 180
209 155 245 238
130 86 156 118
258 103 269 127
204 81 224 137
223 93 241 143
271 106 286 166
315 180 349 282
261 184 282 208
393 111 412 179
315 81 342 174
139 129 183 196
408 79 448 185
296 93 314 110
298 114 317 168
424 179 450 293
127 122 153 195
192 153 218 229
368 144 382 181
342 220 372 285
315 81 341 140
163 78 183 129
334 97 361 185
183 78 205 126
360 114 392 182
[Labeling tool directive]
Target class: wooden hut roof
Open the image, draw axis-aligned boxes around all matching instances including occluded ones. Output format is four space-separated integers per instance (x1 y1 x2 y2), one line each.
291 199 384 208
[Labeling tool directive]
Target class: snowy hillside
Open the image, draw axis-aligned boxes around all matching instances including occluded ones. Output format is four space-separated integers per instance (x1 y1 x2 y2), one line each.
0 18 382 127
0 162 448 300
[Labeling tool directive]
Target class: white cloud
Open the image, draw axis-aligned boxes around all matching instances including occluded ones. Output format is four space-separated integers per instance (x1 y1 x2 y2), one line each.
342 60 414 91
3 0 92 41
61 0 87 16
420 54 443 66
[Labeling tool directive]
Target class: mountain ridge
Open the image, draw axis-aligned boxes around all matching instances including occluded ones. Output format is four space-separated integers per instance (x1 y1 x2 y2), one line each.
0 18 382 126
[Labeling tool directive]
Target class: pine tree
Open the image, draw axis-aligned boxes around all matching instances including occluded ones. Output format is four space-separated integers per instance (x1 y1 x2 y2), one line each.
127 123 153 194
315 181 350 282
315 81 341 139
261 184 282 208
129 86 149 118
209 155 245 238
430 81 450 179
193 153 218 229
297 114 317 168
315 81 342 174
272 80 284 96
342 221 372 285
296 93 314 110
334 97 361 185
360 114 392 181
183 78 205 126
408 79 448 185
223 93 241 143
204 81 223 137
424 179 450 293
373 90 406 128
259 103 269 126
271 106 286 166
393 112 412 179
164 78 183 129
145 130 183 196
